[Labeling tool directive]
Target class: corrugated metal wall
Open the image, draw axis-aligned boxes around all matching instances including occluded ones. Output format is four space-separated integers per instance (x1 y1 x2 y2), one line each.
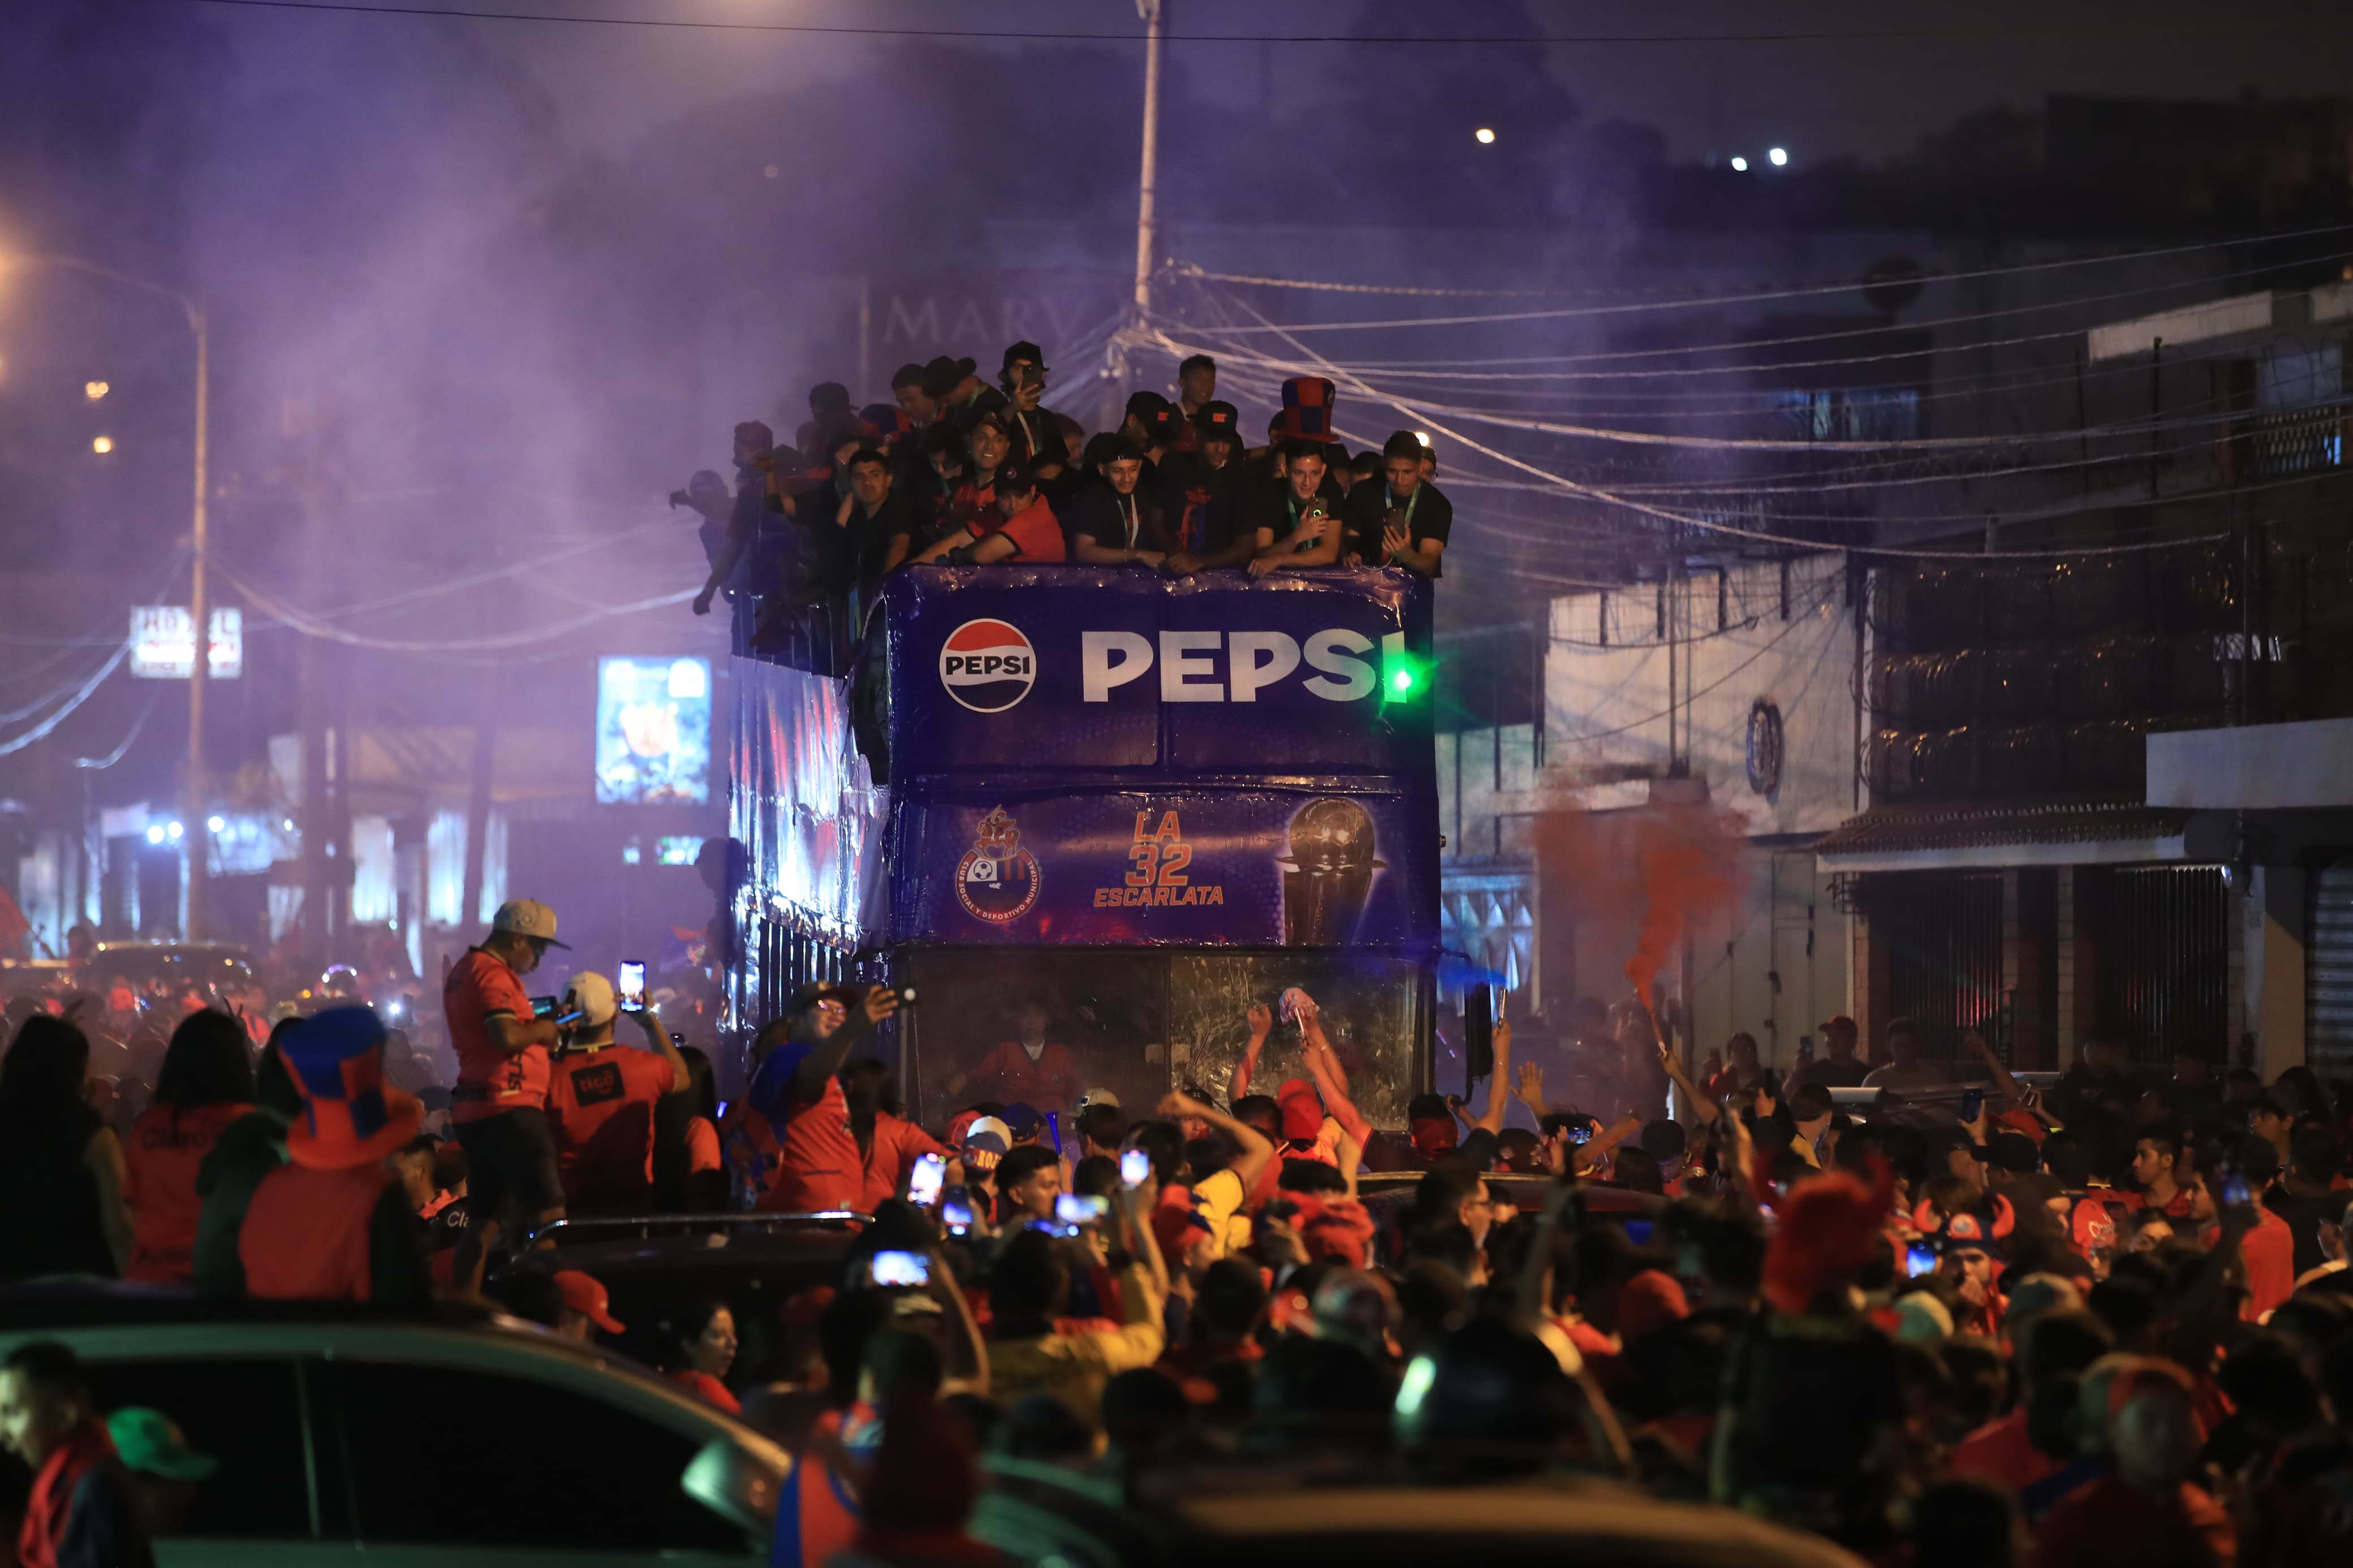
2307 860 2353 1081
2097 866 2229 1065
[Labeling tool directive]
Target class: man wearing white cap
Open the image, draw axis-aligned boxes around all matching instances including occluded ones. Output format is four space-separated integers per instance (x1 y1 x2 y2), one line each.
446 898 571 1290
545 971 690 1215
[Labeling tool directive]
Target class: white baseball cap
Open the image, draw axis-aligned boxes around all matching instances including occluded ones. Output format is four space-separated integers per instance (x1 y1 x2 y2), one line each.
562 971 617 1027
492 899 569 949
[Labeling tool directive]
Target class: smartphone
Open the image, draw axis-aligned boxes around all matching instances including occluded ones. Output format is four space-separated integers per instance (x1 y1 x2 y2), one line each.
1960 1088 1985 1122
715 1100 729 1120
617 961 647 1012
1054 1193 1109 1232
1567 1120 1594 1145
1622 1219 1655 1247
907 1152 947 1207
531 996 557 1019
941 1190 975 1234
1905 1243 1940 1278
2220 1165 2252 1208
868 1249 930 1288
1046 1111 1063 1156
1120 1148 1153 1189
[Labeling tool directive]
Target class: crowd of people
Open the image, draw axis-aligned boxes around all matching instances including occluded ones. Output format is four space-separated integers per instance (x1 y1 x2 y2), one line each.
677 347 1454 669
7 892 2353 1567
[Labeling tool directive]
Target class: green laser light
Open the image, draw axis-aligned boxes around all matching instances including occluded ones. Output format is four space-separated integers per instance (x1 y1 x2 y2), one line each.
1390 668 1415 694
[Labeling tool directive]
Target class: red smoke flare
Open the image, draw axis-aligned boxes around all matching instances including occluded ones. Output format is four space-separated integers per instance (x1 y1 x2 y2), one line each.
1536 797 1747 1013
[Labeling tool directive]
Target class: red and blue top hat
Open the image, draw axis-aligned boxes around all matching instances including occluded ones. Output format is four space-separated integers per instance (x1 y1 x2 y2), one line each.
282 1005 424 1170
1276 377 1342 443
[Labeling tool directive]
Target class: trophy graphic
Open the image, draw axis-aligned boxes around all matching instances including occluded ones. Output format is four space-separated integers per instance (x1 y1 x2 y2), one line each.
1278 798 1384 945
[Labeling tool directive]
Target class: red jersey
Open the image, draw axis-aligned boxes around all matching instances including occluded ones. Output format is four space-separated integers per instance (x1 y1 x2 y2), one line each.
1949 1406 2059 1492
965 1039 1079 1112
686 1116 722 1173
2029 1474 2234 1568
2239 1208 2296 1320
443 948 548 1123
123 1100 250 1284
979 496 1066 562
547 1046 675 1213
759 1075 863 1215
241 1163 393 1301
854 1113 950 1213
670 1369 740 1414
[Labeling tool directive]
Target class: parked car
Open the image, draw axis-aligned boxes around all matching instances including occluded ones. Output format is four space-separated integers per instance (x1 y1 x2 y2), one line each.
85 941 257 999
964 1457 1865 1568
0 1291 787 1566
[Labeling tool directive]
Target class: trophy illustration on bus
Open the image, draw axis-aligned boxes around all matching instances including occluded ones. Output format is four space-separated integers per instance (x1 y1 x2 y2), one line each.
1277 798 1385 946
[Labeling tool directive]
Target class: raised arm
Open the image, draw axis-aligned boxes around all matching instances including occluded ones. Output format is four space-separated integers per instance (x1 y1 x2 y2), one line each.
1162 1090 1274 1196
1470 1021 1515 1138
1303 1028 1374 1149
1230 1003 1272 1104
794 986 900 1094
630 1007 691 1094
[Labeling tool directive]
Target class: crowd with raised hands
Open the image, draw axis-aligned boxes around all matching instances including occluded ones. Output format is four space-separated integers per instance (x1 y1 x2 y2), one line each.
11 890 2353 1568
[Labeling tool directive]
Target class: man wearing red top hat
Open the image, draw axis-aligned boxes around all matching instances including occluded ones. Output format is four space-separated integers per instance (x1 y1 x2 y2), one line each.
239 1005 432 1305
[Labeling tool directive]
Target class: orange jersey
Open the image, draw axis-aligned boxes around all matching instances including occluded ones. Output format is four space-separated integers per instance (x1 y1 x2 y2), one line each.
547 1046 674 1212
123 1101 249 1284
443 949 548 1122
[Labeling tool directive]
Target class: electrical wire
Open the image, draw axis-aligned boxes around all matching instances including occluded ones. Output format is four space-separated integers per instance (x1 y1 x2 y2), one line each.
0 643 132 758
181 0 2353 46
73 694 161 771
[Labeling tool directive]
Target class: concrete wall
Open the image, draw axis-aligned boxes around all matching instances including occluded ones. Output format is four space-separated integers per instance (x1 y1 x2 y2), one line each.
1541 554 1860 837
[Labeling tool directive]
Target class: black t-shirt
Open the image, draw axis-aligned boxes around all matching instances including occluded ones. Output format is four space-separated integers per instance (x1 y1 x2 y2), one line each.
1242 482 1343 557
847 489 919 590
1002 404 1067 473
1157 450 1248 557
2265 1186 2334 1277
1066 484 1169 556
1341 480 1454 576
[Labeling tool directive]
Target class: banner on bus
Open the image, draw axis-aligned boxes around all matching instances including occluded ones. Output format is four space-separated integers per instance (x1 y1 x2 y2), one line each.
873 567 1433 781
885 788 1437 948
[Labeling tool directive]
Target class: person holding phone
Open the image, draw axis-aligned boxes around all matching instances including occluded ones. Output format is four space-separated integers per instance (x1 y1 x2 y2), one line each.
735 983 901 1215
544 972 690 1216
445 899 571 1291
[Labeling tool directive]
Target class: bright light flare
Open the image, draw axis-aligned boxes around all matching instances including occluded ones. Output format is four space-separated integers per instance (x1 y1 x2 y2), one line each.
1768 146 1790 167
85 380 109 400
1729 156 1749 172
1473 127 1496 145
91 435 114 454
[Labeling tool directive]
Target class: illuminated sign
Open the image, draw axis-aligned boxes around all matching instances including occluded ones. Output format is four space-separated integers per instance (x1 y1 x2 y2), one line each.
130 607 242 679
595 657 711 805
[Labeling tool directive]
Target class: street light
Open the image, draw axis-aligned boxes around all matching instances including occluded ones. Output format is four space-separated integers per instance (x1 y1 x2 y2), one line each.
0 251 211 938
1474 127 1497 145
1730 155 1749 172
1768 146 1789 167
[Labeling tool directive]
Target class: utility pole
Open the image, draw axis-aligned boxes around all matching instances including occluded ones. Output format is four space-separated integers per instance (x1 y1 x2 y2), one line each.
185 305 211 940
1108 0 1164 409
1132 0 1164 321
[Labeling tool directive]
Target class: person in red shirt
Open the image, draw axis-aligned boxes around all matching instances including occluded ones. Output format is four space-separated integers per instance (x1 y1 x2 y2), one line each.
443 899 570 1290
946 1000 1078 1114
239 1005 432 1306
544 971 689 1216
123 1010 254 1284
841 1058 954 1214
1 1341 149 1568
2030 1358 2235 1568
738 984 902 1214
912 461 1065 564
661 1300 741 1413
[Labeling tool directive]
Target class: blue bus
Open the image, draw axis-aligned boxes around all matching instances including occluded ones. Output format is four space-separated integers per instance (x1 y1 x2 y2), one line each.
726 565 1438 1124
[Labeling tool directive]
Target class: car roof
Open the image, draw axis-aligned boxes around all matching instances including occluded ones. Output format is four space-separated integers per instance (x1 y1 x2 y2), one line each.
984 1464 1862 1568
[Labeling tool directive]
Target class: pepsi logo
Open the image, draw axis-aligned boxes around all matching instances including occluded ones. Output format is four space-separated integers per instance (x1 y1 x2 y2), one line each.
939 619 1036 713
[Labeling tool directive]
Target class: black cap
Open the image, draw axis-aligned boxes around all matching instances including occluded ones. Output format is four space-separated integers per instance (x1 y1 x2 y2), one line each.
994 460 1040 496
921 355 978 400
1193 400 1241 440
1124 390 1178 442
1002 340 1046 369
1124 390 1173 420
808 381 851 413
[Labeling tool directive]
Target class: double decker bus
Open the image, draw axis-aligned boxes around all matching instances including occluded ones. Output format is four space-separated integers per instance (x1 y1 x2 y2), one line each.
726 565 1438 1124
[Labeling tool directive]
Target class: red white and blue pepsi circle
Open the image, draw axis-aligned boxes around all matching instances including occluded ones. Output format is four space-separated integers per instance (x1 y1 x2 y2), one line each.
938 619 1037 713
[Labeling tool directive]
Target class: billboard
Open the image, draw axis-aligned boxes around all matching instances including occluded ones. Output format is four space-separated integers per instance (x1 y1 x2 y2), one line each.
130 607 242 679
863 569 1439 950
596 656 712 805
